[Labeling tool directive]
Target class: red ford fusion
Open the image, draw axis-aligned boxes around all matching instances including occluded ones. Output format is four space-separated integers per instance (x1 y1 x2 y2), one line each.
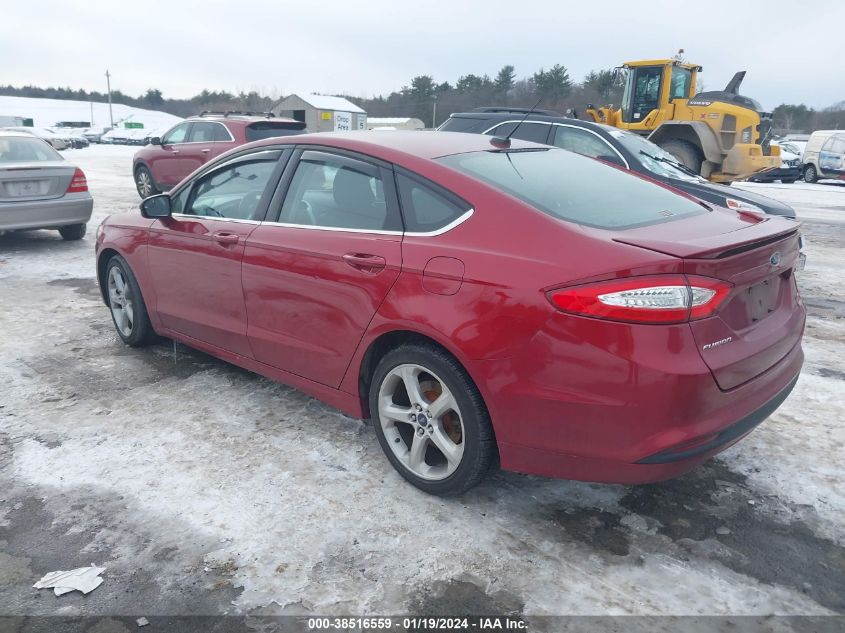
95 131 805 495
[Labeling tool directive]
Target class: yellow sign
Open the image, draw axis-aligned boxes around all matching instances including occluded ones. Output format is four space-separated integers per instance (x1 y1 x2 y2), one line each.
321 111 332 120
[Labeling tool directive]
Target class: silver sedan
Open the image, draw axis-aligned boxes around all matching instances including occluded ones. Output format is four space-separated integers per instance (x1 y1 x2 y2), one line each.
0 131 93 240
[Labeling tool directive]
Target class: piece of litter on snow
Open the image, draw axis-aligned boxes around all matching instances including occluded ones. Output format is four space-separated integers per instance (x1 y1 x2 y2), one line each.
715 526 731 536
33 564 105 596
136 617 149 627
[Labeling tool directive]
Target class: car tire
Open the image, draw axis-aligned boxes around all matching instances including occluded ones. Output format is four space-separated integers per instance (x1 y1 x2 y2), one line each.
803 164 818 183
135 165 159 199
659 139 704 175
58 223 86 240
105 254 156 347
369 343 497 496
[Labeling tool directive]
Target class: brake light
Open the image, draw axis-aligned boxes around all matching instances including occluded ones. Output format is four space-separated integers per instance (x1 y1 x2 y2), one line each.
548 275 732 324
66 168 88 193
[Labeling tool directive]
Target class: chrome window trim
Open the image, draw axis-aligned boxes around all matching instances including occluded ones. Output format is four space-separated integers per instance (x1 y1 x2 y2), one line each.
260 208 474 237
171 213 261 225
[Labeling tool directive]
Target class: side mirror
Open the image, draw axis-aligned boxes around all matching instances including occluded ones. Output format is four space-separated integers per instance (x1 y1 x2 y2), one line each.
140 193 172 218
149 136 162 146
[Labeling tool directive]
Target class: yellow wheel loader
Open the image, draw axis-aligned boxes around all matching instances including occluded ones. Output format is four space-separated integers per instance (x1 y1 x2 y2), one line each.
585 59 780 182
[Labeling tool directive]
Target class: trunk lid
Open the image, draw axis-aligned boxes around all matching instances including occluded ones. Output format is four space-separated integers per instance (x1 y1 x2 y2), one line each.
613 209 804 390
0 162 74 202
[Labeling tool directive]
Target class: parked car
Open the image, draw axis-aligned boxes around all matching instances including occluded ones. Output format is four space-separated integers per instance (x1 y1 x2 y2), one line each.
49 128 90 149
1 126 69 150
0 131 92 240
96 131 805 495
802 130 845 182
83 126 112 144
131 112 306 198
438 109 800 218
748 141 801 183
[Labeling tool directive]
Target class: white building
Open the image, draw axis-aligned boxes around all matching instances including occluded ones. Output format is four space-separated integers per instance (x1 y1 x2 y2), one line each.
271 94 366 133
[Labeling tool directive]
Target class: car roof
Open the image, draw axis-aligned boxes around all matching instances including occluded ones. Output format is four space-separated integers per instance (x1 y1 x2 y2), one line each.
246 130 546 160
187 114 301 125
0 130 40 138
444 110 615 133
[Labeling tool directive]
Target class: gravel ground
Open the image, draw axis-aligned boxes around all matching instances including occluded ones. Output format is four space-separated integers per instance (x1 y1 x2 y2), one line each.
1 146 843 620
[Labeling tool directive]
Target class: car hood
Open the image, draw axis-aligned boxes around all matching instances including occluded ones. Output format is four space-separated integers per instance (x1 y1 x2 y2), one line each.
665 178 797 218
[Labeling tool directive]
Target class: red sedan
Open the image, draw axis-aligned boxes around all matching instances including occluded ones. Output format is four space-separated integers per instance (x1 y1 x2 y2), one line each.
95 131 805 495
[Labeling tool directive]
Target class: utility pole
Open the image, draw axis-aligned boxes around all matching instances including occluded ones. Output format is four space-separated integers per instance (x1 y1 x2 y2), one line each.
105 70 114 129
432 95 437 129
90 101 94 126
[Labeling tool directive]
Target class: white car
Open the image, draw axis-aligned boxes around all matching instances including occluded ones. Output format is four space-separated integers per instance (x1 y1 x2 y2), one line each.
0 126 69 150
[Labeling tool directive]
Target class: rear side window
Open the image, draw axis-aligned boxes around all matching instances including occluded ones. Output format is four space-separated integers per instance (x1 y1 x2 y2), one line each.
437 117 490 133
438 148 705 230
552 126 624 165
396 173 471 233
489 122 550 144
246 121 306 141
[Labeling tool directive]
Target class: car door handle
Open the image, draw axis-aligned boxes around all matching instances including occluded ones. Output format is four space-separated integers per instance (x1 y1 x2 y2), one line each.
171 150 180 155
201 148 211 154
342 253 386 272
212 232 239 245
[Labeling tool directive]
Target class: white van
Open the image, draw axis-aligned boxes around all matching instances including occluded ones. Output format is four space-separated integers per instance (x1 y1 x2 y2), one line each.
802 130 845 182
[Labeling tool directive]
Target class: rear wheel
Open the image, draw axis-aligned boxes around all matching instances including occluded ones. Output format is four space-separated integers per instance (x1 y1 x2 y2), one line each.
135 165 159 199
659 139 704 175
59 223 86 240
803 164 818 183
369 344 497 496
105 255 155 347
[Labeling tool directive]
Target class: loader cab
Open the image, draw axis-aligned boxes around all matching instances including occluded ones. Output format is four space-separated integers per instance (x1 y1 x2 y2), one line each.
621 61 698 125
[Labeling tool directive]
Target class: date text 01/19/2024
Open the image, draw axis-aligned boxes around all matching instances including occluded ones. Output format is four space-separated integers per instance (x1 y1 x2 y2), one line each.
307 617 527 630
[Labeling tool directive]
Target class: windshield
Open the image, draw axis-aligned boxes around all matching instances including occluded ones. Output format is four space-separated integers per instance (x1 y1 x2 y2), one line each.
609 129 703 182
437 147 705 230
0 136 62 162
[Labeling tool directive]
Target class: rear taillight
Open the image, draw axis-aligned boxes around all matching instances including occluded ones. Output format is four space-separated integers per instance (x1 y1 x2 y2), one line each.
66 168 88 193
548 275 732 324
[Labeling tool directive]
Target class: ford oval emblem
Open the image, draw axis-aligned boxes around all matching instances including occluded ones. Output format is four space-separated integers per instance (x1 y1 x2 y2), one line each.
770 251 781 266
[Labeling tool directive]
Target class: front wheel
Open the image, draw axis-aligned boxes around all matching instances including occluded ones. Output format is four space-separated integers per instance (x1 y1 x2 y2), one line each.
105 255 156 347
59 223 86 240
369 344 497 496
658 139 704 175
135 165 159 199
803 164 818 183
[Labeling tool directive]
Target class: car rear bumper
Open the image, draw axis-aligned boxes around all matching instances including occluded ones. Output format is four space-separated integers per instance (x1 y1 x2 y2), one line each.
469 312 804 484
0 195 93 231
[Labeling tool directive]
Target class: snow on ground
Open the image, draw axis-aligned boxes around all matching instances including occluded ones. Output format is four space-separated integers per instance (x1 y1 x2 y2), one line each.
0 147 843 617
0 95 182 133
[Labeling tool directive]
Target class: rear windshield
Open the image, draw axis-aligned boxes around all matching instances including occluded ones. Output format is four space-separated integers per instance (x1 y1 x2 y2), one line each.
437 148 706 230
0 136 62 162
245 121 307 141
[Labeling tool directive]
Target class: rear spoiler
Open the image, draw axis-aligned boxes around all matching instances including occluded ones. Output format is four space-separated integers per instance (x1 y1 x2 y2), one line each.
614 218 800 259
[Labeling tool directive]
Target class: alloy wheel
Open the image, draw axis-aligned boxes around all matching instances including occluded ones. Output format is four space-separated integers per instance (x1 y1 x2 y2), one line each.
108 266 135 337
137 169 152 197
377 363 465 481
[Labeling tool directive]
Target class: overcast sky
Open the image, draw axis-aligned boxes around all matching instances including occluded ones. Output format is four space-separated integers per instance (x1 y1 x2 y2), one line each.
2 0 843 110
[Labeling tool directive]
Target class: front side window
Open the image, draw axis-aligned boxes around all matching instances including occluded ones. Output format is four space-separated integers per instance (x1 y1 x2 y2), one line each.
396 173 470 233
438 147 705 230
162 123 190 145
183 159 277 220
278 152 399 231
489 122 550 144
623 66 663 123
552 127 623 165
